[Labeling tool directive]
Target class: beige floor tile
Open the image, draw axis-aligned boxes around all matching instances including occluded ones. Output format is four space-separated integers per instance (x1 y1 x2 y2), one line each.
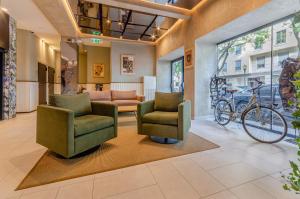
230 183 275 199
149 163 199 199
253 176 299 199
172 159 225 197
204 190 238 199
93 165 155 199
192 149 245 170
209 162 267 188
105 185 164 199
20 189 58 199
56 181 93 199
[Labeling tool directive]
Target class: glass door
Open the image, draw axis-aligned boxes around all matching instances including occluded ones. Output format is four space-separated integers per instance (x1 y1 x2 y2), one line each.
171 57 184 92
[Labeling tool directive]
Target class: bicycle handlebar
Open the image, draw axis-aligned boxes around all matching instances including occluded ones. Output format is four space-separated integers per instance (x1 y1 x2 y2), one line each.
251 78 264 91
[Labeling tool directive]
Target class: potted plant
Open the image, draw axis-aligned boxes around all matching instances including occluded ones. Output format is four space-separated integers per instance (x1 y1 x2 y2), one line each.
282 71 300 194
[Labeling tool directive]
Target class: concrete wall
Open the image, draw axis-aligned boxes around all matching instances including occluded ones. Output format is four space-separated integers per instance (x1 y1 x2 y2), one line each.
156 60 171 92
111 42 155 83
156 0 270 117
86 46 111 84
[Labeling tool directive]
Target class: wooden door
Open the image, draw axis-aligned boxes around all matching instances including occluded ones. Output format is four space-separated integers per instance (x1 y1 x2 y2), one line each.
48 67 55 98
38 63 47 105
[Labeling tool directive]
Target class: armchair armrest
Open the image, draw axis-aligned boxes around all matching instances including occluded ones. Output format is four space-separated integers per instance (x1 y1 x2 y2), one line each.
36 105 75 158
178 100 192 140
137 95 145 102
91 102 118 137
137 100 155 134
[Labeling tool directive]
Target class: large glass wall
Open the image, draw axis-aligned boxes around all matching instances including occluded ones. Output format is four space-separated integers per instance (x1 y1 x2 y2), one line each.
217 12 300 136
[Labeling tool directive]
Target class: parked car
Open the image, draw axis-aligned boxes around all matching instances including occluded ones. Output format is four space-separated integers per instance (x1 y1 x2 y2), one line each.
233 84 283 112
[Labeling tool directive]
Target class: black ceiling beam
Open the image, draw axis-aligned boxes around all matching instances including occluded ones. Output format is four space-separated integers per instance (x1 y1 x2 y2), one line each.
98 4 103 33
121 10 132 36
140 15 157 39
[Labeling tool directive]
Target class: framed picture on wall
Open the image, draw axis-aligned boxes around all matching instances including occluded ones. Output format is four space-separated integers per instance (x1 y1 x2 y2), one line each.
185 49 193 68
93 63 105 78
121 54 135 75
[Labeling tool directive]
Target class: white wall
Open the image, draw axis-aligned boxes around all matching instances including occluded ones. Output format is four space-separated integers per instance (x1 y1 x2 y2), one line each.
110 42 155 83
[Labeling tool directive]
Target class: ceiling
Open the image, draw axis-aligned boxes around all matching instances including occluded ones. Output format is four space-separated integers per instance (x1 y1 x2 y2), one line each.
74 0 178 42
1 0 61 49
148 0 202 10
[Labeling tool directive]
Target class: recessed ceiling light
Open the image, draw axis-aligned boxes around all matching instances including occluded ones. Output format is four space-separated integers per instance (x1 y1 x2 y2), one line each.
156 26 160 31
151 34 156 39
1 7 8 12
106 19 111 24
118 21 123 26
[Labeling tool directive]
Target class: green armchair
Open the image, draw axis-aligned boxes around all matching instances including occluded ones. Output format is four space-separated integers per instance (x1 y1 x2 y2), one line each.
36 93 118 158
137 92 191 143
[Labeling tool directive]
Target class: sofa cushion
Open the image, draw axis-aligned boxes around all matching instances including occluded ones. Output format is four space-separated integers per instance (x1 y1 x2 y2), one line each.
142 111 178 126
86 90 112 101
154 92 183 112
113 100 140 106
74 115 114 137
111 90 137 100
49 93 92 117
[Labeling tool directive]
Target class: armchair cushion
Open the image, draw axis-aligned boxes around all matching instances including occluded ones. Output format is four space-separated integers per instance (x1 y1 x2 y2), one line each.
49 93 92 117
154 92 183 112
142 111 178 126
74 115 114 137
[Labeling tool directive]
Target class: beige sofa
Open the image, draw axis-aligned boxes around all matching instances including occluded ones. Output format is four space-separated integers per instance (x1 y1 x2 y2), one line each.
85 90 144 107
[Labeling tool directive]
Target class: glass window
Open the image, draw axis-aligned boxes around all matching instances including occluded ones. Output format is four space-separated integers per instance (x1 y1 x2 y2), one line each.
235 44 242 55
171 57 184 92
216 11 300 138
278 51 289 66
235 60 242 71
276 30 286 44
222 62 227 72
257 56 265 68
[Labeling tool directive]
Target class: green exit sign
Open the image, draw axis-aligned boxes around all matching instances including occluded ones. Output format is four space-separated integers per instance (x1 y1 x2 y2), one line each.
91 38 102 44
92 31 101 35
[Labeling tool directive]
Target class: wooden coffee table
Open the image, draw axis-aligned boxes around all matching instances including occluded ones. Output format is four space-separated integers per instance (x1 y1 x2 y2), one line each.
118 106 137 117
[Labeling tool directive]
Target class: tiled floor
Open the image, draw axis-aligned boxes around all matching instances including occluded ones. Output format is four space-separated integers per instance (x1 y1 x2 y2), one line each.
0 112 298 199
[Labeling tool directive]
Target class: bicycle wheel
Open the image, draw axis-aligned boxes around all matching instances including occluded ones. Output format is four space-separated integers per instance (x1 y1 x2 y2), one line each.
214 99 232 126
242 106 287 143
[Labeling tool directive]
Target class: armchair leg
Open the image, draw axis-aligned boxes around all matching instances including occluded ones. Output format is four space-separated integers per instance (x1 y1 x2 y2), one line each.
150 136 179 144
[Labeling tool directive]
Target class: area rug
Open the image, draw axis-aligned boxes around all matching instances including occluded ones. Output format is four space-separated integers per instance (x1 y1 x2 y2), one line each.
17 114 219 190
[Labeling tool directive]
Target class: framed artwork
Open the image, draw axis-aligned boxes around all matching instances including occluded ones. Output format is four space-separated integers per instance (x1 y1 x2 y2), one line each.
93 64 105 78
185 49 193 68
121 54 135 75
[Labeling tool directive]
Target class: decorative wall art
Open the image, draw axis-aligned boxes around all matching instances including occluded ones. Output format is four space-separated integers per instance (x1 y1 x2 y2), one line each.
93 63 105 78
185 49 193 68
121 54 135 75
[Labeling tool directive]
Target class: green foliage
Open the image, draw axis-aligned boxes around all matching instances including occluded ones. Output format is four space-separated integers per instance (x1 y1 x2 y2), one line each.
217 28 269 72
283 72 300 194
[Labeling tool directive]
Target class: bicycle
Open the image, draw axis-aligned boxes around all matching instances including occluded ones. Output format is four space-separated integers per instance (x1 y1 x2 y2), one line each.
214 79 288 143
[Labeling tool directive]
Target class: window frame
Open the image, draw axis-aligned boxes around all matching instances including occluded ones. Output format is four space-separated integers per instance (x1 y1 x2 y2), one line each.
276 29 287 44
257 56 266 69
235 60 242 71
